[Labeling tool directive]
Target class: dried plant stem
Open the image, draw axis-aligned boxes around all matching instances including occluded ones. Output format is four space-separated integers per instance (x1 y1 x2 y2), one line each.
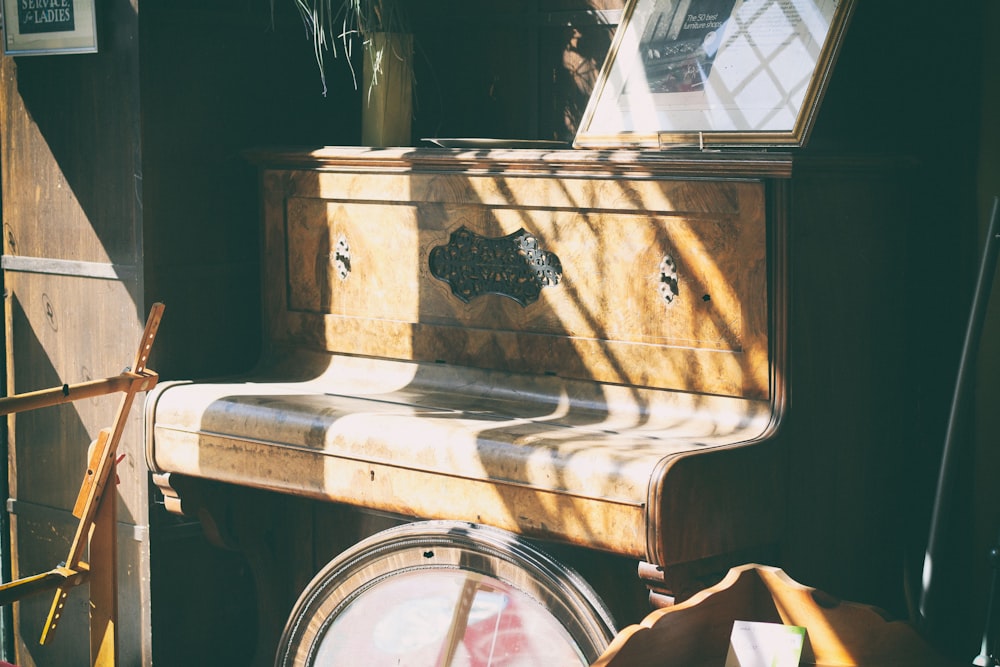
280 0 407 95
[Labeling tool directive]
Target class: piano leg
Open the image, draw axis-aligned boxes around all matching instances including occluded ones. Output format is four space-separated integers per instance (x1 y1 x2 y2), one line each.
639 544 782 609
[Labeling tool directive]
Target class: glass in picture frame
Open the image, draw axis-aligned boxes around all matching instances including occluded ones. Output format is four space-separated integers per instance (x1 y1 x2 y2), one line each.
573 0 856 149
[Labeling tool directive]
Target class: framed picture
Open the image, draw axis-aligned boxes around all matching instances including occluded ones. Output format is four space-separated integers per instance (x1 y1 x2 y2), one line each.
1 0 97 56
574 0 855 149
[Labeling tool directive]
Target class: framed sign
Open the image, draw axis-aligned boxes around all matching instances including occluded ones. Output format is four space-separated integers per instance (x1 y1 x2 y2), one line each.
1 0 97 56
574 0 855 149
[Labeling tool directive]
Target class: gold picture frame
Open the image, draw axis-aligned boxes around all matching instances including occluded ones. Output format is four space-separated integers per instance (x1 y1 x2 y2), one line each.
2 0 97 56
574 0 855 149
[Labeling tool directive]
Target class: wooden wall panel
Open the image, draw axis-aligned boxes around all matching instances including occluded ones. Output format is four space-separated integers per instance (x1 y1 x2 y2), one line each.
0 1 149 663
0 29 140 269
137 0 362 382
780 164 918 620
5 273 146 514
410 0 623 142
5 503 146 667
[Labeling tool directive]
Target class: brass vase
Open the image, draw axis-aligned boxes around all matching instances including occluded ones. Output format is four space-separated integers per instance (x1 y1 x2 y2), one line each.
361 32 413 147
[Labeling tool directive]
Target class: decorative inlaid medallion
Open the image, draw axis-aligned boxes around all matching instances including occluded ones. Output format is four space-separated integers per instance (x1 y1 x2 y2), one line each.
332 234 351 280
658 254 678 305
429 227 563 306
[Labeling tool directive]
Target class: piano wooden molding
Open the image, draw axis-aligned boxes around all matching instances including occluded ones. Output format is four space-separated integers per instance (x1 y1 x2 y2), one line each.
243 145 798 179
145 146 791 597
591 563 960 667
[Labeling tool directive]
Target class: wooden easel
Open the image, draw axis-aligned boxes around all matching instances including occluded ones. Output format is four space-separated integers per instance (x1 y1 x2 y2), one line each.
0 303 164 667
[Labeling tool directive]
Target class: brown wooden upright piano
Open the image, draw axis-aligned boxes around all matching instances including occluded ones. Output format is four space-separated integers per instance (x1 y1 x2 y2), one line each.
143 1 934 664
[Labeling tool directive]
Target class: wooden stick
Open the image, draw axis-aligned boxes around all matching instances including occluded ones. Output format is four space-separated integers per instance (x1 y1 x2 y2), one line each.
0 566 87 607
0 376 132 416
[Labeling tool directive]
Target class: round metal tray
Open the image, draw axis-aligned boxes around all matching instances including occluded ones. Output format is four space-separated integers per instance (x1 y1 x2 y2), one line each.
275 520 617 666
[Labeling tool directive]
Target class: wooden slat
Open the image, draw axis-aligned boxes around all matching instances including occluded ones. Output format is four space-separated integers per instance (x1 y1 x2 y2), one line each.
0 377 131 417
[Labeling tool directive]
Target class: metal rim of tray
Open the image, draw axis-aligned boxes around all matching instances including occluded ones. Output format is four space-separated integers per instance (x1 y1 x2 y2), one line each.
274 520 617 666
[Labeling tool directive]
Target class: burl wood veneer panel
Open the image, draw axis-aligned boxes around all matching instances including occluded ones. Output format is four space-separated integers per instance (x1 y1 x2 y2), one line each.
265 168 768 399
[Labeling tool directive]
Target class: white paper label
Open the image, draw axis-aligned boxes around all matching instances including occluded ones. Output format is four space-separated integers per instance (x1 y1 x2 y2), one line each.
724 620 806 667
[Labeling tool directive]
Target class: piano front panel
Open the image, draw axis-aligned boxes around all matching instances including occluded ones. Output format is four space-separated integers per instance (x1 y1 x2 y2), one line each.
265 161 770 399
